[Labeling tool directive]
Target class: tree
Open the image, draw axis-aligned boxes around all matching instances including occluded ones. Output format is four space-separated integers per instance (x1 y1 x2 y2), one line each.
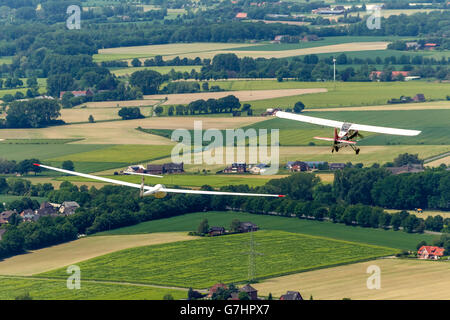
197 218 209 234
129 70 163 95
238 291 250 300
293 101 305 113
268 293 273 300
47 74 74 98
163 294 174 300
15 292 32 300
154 106 164 116
168 106 174 116
118 107 144 120
62 160 75 171
88 115 95 123
131 58 142 67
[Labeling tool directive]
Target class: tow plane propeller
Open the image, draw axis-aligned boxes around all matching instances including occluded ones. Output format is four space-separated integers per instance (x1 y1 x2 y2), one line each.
275 111 421 154
33 164 285 199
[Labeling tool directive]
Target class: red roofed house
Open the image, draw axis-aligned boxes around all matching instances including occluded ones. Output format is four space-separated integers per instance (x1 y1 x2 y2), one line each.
60 89 94 99
424 43 437 50
370 71 410 81
418 246 445 260
235 12 248 19
208 283 227 298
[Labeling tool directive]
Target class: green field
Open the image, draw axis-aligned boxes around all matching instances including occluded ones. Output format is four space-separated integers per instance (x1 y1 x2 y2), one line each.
0 56 13 65
46 145 173 164
0 143 108 162
0 194 47 204
97 211 433 250
58 173 275 188
0 276 186 300
208 80 450 111
246 110 450 146
40 230 397 288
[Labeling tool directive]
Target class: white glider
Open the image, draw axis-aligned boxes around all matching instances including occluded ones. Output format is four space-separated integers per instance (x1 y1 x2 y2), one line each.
34 164 284 198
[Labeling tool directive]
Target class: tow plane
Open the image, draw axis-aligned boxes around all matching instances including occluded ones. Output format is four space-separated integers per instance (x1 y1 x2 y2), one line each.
275 111 421 154
34 163 284 198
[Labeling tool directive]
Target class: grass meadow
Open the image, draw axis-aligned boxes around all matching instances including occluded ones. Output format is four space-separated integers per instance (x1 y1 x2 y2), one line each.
97 211 434 250
40 230 397 288
0 277 187 300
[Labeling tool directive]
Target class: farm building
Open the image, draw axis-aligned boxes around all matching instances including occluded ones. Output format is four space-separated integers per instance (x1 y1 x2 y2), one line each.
223 162 247 174
0 210 16 225
209 226 225 236
417 246 445 260
280 291 303 300
208 283 228 298
60 201 80 215
239 221 259 233
287 161 309 172
125 165 146 174
249 164 268 174
146 163 184 175
240 284 258 300
36 202 59 216
235 12 248 19
329 163 346 170
413 93 426 102
59 89 94 99
20 209 39 222
386 164 424 175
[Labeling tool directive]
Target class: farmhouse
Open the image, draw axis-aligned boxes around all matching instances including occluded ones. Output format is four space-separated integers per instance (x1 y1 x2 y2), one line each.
249 164 267 175
146 163 184 175
329 163 346 171
223 162 247 174
36 202 59 216
0 210 15 225
370 71 410 81
125 165 146 174
287 161 309 172
240 284 258 300
239 221 259 233
280 291 303 300
20 209 39 222
209 226 225 236
305 161 326 170
208 283 227 298
59 201 80 215
418 246 445 260
386 164 424 175
59 89 94 99
235 12 248 19
413 93 426 102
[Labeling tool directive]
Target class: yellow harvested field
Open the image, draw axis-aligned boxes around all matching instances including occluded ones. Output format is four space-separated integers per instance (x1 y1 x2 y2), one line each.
0 116 266 144
385 209 450 219
163 42 389 60
0 233 196 276
60 107 154 123
80 100 160 108
427 155 450 167
253 258 450 300
312 101 450 112
146 88 327 105
98 42 258 57
253 19 310 26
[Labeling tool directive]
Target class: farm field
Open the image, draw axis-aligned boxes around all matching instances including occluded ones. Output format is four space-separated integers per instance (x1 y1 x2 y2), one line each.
0 277 187 300
427 155 450 167
57 173 281 188
94 42 259 62
79 100 160 108
253 258 450 300
145 88 327 105
0 194 47 204
39 230 397 288
47 144 174 164
385 209 450 219
313 101 450 112
0 233 196 276
97 211 433 250
60 106 155 123
162 42 389 60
